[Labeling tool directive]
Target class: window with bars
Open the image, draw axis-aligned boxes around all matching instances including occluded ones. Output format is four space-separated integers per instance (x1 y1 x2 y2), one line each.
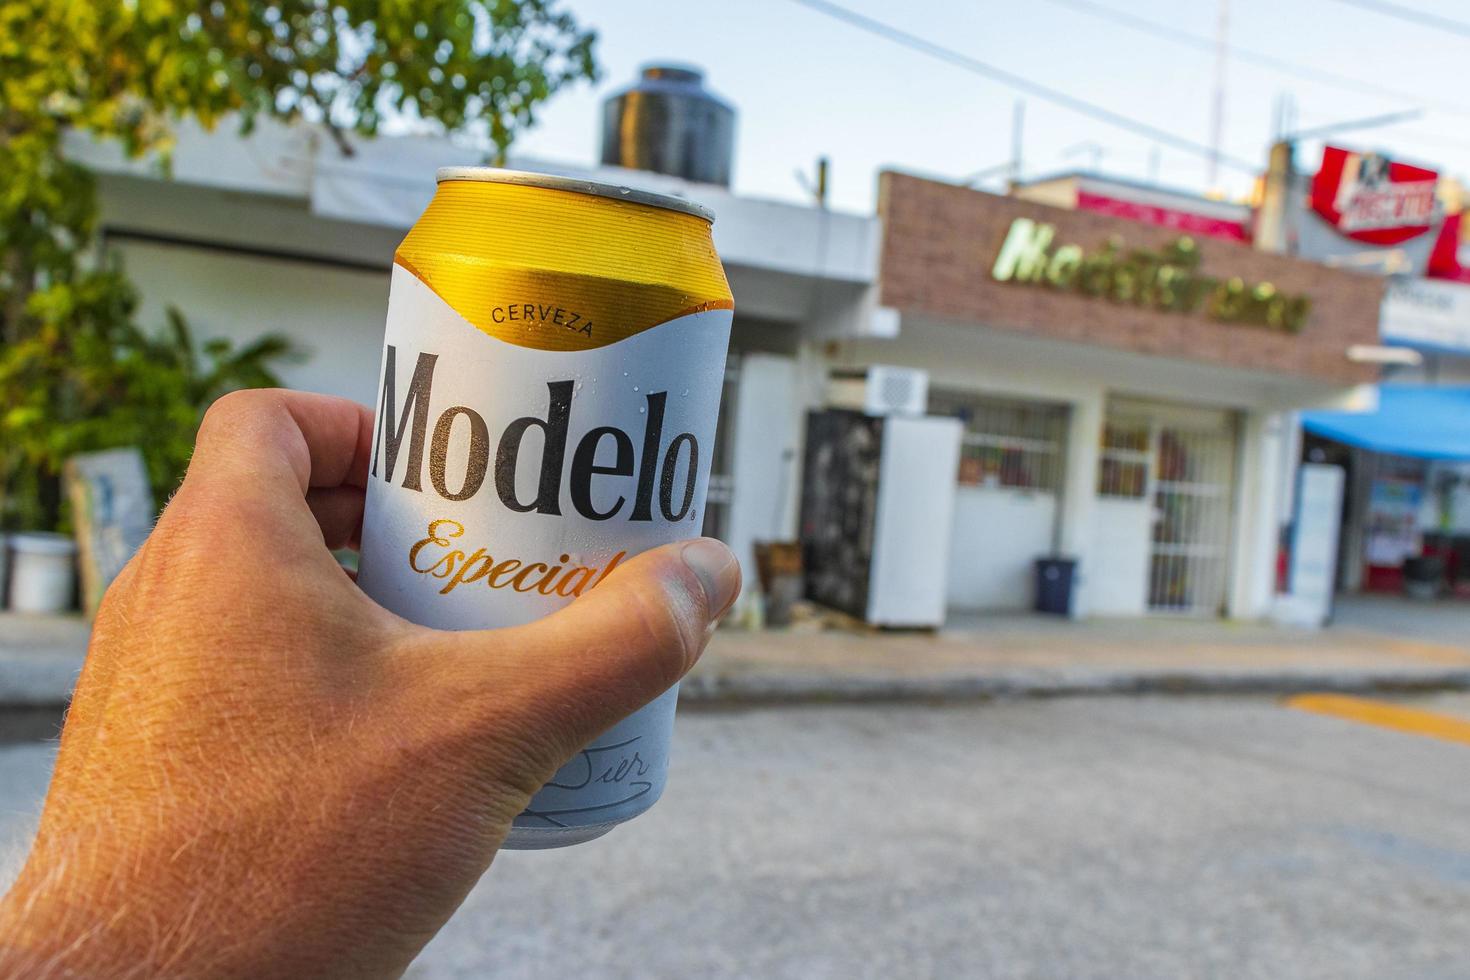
1097 420 1150 498
928 391 1068 493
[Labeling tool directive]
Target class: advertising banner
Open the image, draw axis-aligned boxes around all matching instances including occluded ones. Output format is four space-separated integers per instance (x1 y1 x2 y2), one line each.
1295 147 1443 275
1310 146 1438 246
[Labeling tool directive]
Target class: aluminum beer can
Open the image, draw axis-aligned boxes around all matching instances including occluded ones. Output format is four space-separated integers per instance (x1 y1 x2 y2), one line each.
357 168 732 848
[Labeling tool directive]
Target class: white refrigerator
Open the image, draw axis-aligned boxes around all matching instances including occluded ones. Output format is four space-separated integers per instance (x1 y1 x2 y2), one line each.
799 410 962 628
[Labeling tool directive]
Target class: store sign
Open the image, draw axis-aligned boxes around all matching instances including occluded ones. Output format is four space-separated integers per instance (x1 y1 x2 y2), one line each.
1380 276 1470 354
1076 190 1249 243
1310 146 1438 246
991 217 1311 333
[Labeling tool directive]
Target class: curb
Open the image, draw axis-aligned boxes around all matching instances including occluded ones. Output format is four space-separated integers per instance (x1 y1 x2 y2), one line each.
8 658 1470 710
678 668 1470 705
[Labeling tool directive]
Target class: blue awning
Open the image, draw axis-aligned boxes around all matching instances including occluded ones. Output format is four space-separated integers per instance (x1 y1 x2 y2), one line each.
1302 384 1470 460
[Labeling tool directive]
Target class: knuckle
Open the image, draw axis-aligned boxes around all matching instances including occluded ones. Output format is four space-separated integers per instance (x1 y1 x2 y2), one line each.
205 386 270 418
197 388 278 443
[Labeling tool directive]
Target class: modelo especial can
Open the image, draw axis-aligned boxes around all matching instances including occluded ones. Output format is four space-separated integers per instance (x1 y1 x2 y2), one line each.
356 168 733 848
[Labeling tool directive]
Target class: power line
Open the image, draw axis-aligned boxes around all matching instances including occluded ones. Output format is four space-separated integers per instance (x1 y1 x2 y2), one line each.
1282 108 1421 141
1342 126 1470 154
1288 106 1470 154
786 0 1261 175
1040 0 1466 119
1324 0 1470 39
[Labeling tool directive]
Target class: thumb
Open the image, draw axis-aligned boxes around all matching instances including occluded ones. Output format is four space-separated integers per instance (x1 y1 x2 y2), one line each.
424 538 741 766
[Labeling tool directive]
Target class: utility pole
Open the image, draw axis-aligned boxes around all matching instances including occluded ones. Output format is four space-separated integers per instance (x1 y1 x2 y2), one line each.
1208 0 1230 190
1010 100 1025 186
1255 140 1294 254
795 156 830 207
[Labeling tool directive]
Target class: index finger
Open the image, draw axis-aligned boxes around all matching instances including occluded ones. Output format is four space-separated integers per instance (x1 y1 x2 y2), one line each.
191 389 375 496
177 389 375 556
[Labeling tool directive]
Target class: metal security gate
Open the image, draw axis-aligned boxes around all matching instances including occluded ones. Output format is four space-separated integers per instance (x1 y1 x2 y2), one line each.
1149 420 1236 613
1103 401 1238 615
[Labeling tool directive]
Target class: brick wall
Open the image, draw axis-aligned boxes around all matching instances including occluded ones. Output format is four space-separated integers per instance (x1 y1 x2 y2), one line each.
877 171 1381 385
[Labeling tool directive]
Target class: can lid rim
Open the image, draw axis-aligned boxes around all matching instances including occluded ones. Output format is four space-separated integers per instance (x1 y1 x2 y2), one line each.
435 167 716 223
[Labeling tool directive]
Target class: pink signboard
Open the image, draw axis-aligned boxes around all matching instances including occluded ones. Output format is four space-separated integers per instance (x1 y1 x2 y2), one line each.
1077 190 1248 242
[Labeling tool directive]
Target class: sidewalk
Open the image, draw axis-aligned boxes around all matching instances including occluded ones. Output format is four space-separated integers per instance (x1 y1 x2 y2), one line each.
6 599 1470 707
682 600 1470 703
0 614 90 707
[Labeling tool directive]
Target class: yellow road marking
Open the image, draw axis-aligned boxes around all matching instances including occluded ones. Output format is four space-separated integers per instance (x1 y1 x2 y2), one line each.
1286 693 1470 747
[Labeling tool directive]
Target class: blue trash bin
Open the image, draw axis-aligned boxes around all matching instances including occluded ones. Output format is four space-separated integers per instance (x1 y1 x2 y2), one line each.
1034 557 1077 616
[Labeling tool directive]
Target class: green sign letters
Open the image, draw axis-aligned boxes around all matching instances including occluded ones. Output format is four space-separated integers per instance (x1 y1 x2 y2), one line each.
991 217 1311 334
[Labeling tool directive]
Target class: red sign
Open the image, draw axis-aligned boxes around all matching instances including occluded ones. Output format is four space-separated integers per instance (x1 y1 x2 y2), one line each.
1427 211 1470 283
1076 190 1248 242
1310 145 1437 246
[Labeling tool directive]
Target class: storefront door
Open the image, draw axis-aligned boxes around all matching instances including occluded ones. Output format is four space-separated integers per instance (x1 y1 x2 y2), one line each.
1147 417 1237 614
1095 400 1237 616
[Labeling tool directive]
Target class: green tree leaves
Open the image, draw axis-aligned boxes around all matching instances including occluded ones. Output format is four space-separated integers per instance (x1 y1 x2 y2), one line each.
0 0 598 530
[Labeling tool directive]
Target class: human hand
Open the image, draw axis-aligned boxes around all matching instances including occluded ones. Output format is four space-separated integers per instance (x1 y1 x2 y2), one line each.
0 389 740 979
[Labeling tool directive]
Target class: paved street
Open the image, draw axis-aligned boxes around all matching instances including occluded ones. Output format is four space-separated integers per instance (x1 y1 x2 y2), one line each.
4 697 1470 979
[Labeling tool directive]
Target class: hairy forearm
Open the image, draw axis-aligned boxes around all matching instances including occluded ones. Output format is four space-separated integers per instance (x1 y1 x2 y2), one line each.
0 876 206 980
0 864 312 980
0 895 153 980
0 894 342 980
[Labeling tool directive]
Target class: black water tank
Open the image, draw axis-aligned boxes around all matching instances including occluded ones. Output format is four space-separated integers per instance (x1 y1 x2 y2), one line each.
600 64 735 187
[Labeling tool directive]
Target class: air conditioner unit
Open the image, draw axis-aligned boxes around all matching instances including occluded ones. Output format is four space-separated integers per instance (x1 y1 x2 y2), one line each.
826 365 930 417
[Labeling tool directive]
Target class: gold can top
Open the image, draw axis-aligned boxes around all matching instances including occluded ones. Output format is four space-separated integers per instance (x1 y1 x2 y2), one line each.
436 166 716 223
401 170 732 352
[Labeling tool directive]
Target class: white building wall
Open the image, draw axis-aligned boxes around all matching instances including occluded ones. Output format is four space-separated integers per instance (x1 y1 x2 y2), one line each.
1087 499 1153 616
1229 410 1289 619
116 240 389 406
1059 389 1105 617
946 488 1057 610
721 354 805 603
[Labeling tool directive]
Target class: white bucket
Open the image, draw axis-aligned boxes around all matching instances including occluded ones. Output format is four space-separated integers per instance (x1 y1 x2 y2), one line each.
8 532 78 614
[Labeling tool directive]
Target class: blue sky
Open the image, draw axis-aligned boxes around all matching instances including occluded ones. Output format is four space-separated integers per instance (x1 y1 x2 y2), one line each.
507 0 1470 214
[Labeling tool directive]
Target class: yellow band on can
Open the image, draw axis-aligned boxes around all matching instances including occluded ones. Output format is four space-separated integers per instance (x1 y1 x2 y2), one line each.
395 178 733 352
